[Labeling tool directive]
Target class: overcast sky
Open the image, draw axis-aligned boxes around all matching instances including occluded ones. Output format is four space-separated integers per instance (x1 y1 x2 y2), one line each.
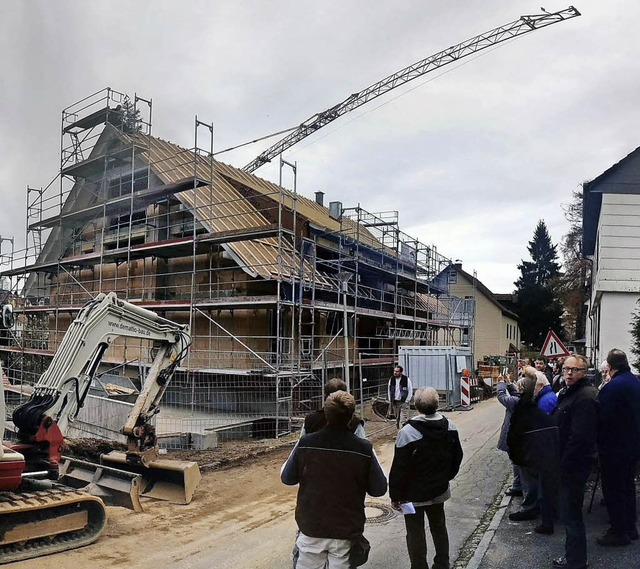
1 1 638 293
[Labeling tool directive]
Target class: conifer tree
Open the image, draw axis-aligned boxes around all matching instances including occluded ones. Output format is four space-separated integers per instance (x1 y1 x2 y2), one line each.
120 95 141 134
515 220 564 350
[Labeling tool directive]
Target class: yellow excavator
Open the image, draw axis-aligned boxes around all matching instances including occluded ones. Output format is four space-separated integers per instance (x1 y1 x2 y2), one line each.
0 292 201 563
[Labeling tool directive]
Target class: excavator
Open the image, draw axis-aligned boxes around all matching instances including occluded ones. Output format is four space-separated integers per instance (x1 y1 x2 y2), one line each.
0 292 200 563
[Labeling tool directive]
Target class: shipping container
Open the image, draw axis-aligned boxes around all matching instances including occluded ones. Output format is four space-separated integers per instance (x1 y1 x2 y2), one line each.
398 346 473 409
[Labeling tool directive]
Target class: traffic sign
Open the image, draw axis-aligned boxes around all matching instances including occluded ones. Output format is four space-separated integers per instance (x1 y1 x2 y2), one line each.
540 330 571 359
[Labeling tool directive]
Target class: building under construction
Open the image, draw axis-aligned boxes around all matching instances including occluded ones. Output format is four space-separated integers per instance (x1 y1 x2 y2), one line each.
0 88 474 448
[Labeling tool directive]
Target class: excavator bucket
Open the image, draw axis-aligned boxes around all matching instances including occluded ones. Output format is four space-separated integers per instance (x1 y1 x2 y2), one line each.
58 456 143 512
101 451 201 505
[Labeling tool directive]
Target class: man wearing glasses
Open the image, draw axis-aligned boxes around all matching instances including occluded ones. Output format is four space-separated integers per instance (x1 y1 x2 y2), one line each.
551 354 598 569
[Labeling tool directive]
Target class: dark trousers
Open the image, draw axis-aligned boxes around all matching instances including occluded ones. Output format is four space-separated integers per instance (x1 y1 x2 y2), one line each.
519 466 539 513
404 502 449 569
600 454 638 536
559 475 588 569
539 467 559 528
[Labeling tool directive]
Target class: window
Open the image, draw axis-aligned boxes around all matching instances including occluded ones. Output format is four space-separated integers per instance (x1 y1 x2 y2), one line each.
447 272 457 284
107 168 149 200
109 210 147 231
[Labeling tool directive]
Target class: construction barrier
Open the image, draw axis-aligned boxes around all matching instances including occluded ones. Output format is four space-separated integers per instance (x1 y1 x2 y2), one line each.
460 373 482 407
460 371 471 407
469 377 482 403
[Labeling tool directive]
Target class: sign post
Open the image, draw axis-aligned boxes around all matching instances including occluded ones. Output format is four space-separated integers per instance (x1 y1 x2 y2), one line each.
540 330 570 359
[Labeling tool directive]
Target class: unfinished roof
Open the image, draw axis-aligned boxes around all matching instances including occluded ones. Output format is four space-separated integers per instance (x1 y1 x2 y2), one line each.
123 132 390 283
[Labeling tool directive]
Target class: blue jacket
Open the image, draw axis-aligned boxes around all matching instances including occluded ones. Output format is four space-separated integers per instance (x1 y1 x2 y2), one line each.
535 385 558 415
597 368 640 457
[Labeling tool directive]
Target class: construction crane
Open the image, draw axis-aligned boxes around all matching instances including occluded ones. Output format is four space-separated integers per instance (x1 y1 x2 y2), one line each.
243 6 580 173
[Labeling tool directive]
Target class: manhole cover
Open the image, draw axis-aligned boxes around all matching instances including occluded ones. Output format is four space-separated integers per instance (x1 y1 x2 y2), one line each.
364 501 397 524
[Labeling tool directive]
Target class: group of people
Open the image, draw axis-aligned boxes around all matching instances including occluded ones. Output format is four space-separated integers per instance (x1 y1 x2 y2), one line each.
498 350 640 569
281 367 463 569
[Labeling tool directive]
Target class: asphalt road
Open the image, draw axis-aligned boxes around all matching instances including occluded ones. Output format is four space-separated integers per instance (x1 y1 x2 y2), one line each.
362 398 511 569
19 397 512 569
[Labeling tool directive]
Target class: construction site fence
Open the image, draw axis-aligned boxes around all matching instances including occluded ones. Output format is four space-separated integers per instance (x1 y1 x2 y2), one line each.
3 359 396 452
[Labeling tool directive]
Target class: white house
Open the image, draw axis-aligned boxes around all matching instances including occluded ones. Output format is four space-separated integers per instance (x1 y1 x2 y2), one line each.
583 147 640 373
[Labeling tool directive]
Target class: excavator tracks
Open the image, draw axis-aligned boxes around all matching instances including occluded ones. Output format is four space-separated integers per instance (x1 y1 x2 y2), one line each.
0 486 106 564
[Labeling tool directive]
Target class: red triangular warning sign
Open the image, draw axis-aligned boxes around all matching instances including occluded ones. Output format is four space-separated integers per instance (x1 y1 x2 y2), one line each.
540 330 570 359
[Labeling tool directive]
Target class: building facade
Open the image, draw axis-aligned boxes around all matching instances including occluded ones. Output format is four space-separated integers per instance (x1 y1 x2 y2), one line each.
0 89 475 444
583 147 640 373
445 263 520 366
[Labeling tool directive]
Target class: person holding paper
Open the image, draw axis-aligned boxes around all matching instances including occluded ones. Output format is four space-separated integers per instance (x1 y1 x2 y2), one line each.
389 387 463 569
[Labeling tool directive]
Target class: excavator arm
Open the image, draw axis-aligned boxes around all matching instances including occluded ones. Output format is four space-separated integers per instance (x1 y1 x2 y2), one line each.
12 292 191 474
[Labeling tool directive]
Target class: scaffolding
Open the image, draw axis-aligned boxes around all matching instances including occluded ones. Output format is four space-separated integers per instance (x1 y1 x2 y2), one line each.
0 88 474 449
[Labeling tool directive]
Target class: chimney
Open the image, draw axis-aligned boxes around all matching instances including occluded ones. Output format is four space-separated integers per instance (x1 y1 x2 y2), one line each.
315 191 324 206
329 201 343 220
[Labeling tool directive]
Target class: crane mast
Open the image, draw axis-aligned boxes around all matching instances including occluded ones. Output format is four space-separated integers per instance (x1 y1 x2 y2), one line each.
243 6 580 173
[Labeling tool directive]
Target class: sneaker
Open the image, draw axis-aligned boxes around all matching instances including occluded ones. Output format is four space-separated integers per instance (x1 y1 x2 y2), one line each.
534 524 554 535
596 528 631 547
508 509 539 521
505 487 523 497
552 556 587 569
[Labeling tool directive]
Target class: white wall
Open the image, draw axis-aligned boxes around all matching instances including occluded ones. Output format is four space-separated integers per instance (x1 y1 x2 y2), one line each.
598 292 640 374
594 194 640 293
588 193 640 373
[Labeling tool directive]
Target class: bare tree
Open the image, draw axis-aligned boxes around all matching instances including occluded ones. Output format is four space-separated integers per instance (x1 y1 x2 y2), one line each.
555 185 590 341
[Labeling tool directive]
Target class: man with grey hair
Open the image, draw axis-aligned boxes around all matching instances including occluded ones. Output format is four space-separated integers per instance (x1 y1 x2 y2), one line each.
596 348 640 547
389 387 463 569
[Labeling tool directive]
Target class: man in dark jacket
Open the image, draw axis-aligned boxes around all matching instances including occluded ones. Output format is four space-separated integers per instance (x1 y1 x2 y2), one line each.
281 391 387 568
535 355 553 383
302 378 365 438
389 387 463 569
596 348 640 546
388 365 413 429
550 355 598 569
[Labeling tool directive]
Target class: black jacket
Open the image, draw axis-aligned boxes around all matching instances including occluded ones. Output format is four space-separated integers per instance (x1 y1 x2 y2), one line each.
551 379 598 481
304 408 363 435
281 425 387 540
389 374 410 402
507 398 559 471
389 416 463 503
597 368 640 457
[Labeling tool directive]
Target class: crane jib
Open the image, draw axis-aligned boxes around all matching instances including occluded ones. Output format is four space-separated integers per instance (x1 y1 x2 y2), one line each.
243 6 581 173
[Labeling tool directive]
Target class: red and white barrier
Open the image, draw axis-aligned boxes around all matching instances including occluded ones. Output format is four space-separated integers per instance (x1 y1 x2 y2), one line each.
460 371 471 407
460 370 481 407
